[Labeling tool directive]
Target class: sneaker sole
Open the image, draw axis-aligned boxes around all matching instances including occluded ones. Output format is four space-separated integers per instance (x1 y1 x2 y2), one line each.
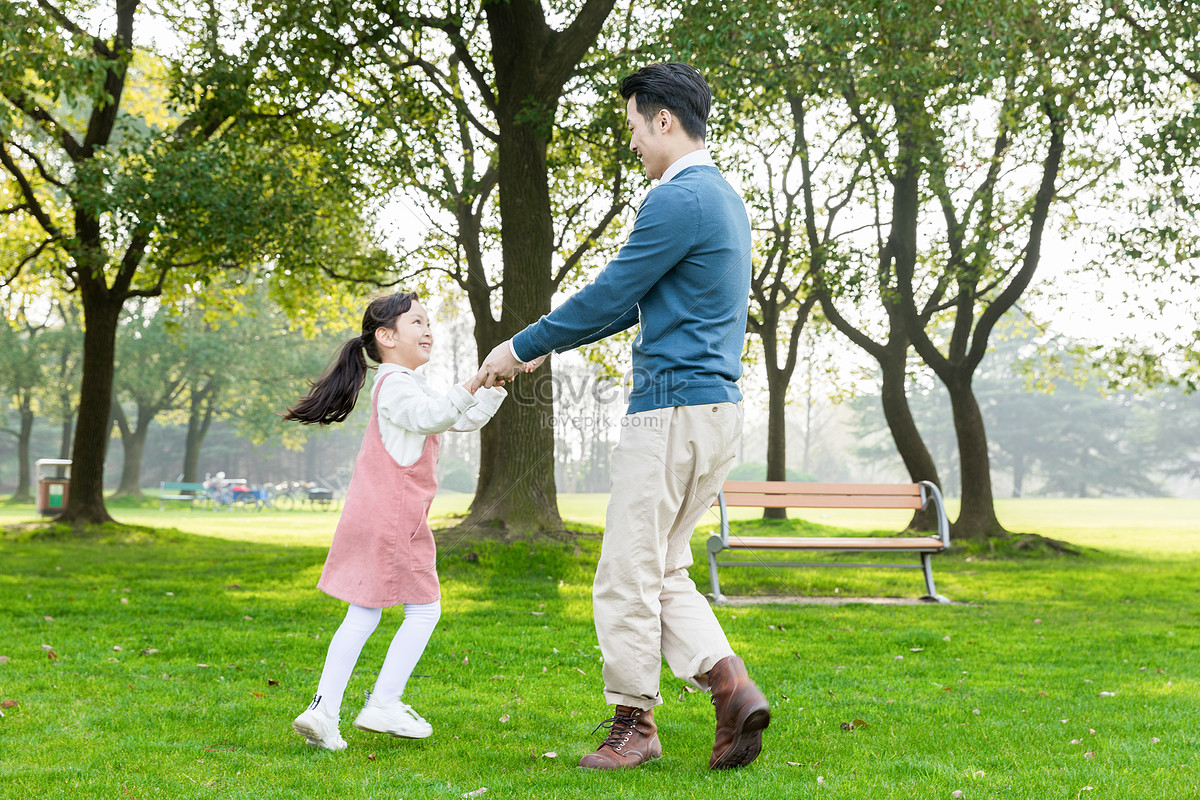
353 721 432 739
293 719 346 750
710 706 770 770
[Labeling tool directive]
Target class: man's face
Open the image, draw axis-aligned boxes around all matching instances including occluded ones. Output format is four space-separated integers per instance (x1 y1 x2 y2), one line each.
625 95 669 181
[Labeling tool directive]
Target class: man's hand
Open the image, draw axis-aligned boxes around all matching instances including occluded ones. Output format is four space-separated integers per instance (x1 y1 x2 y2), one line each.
469 340 541 391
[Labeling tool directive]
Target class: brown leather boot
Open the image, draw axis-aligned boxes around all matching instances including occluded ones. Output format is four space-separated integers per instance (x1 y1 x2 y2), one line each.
578 705 662 770
708 655 770 769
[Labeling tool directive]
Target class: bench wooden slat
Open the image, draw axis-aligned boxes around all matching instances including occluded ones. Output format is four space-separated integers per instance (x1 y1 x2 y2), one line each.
721 494 923 510
721 481 923 497
727 536 946 551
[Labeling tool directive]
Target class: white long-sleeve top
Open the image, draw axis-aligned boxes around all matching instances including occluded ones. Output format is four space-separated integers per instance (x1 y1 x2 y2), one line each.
373 363 506 466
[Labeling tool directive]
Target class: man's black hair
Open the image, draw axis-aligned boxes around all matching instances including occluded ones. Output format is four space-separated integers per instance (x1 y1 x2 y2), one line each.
619 62 711 142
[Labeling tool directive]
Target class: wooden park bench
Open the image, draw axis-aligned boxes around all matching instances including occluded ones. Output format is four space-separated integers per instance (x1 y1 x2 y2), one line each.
706 480 951 604
159 481 207 510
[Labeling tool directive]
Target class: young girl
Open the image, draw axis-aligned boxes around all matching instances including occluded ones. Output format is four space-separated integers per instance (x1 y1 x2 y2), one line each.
283 291 508 751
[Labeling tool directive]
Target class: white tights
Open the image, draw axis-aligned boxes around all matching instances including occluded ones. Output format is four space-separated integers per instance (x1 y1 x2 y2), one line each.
313 600 441 716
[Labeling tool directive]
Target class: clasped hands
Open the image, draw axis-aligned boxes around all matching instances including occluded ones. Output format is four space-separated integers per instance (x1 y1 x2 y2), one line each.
467 339 546 392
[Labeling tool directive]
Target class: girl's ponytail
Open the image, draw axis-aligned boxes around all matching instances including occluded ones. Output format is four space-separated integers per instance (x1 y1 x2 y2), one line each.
283 337 369 425
283 291 419 426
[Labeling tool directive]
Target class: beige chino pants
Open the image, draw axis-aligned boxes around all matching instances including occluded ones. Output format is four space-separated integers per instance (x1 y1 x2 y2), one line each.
593 401 742 709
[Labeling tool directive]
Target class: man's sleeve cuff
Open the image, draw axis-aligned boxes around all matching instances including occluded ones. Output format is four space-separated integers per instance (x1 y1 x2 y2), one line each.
509 338 527 364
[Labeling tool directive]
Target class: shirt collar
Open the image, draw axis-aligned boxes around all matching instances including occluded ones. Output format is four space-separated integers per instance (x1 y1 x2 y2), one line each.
378 362 422 380
659 149 715 184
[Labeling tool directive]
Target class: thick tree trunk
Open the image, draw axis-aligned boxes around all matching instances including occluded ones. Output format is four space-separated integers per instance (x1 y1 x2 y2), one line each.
111 403 152 499
466 11 562 535
58 277 122 524
182 384 218 483
59 407 74 461
764 365 789 520
878 341 942 531
12 403 34 503
1012 450 1025 498
946 375 1006 540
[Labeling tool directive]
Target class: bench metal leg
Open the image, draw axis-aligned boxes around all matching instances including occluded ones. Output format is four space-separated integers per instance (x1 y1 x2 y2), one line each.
920 552 950 604
706 536 726 604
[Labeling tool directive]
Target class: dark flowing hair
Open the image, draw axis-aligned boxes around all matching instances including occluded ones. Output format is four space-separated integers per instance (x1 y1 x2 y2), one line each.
283 291 419 425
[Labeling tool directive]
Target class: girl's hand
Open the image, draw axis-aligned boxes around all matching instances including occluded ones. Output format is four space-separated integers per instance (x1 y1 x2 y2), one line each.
522 355 547 373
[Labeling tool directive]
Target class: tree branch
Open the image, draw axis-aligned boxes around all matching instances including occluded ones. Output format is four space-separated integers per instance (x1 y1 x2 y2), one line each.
0 141 63 240
35 0 114 58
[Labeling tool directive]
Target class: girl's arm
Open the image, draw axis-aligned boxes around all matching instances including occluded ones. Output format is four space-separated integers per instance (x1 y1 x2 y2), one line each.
450 386 507 432
378 371 481 435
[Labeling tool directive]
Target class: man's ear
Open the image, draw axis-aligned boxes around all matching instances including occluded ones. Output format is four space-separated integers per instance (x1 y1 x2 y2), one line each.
657 108 673 134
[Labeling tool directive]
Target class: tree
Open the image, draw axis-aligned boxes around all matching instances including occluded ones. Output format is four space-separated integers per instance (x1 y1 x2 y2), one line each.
1 1 384 523
110 300 185 497
251 0 635 534
0 287 58 501
788 0 1115 540
1081 2 1200 385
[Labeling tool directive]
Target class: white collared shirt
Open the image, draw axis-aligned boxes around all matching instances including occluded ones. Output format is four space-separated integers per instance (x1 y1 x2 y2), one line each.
658 148 715 184
373 363 506 466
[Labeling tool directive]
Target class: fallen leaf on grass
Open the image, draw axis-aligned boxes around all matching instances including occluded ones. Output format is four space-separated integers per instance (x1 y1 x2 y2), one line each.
367 753 377 761
542 752 557 758
0 656 10 664
786 761 801 766
461 789 487 798
1 700 18 708
267 678 279 686
140 648 159 656
499 714 510 723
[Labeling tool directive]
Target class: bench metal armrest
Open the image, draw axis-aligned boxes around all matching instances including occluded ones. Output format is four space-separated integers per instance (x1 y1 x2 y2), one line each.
718 490 730 548
918 480 951 548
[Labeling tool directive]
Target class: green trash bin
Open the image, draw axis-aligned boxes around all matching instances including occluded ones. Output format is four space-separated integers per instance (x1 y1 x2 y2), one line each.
35 458 72 516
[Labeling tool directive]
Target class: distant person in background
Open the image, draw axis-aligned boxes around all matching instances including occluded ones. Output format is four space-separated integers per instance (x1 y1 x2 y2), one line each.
471 62 770 771
284 291 511 750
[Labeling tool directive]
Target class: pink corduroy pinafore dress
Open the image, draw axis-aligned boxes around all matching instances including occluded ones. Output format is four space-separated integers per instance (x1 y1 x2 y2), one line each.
317 372 441 607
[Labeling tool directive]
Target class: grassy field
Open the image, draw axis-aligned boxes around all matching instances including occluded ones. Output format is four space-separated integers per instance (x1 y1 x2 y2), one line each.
0 495 1197 799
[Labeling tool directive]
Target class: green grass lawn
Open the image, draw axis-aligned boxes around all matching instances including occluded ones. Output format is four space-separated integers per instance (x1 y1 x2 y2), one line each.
1 496 1197 799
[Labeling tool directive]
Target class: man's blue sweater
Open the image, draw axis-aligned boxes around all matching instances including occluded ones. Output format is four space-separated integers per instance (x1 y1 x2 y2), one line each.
512 165 751 414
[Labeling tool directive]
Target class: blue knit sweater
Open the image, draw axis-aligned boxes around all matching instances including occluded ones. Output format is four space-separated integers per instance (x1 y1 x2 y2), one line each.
512 165 751 413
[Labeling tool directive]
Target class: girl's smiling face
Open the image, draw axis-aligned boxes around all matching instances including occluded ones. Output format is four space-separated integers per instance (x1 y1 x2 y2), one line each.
377 300 432 369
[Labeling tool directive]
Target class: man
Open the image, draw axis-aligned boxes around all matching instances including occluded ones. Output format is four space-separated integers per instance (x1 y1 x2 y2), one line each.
471 62 769 770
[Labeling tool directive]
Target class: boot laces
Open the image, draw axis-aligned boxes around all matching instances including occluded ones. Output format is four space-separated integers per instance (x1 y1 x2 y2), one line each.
591 713 639 750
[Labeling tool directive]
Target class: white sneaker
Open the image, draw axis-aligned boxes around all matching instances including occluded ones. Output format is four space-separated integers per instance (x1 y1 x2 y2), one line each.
292 695 347 751
354 693 433 739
